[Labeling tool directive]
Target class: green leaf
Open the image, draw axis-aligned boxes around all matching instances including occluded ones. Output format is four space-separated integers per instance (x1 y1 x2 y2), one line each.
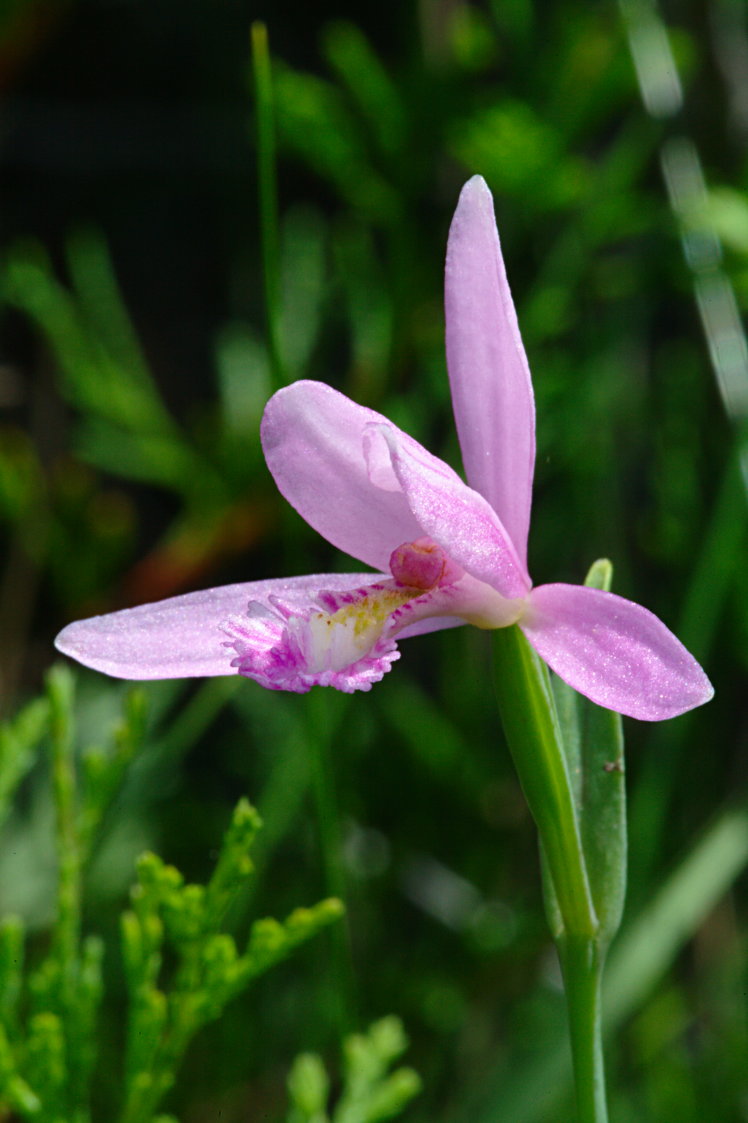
322 22 404 156
551 559 626 943
274 65 399 224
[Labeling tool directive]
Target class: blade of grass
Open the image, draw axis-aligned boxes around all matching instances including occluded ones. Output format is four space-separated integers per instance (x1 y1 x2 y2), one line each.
251 22 284 389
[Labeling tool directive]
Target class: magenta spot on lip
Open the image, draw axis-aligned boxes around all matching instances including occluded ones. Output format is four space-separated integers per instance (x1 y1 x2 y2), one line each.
389 537 452 590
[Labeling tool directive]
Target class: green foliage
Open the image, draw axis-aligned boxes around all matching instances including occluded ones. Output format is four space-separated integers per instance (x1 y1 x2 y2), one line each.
286 1017 420 1123
0 671 344 1123
0 667 142 1122
119 828 343 1123
2 238 202 493
0 695 48 830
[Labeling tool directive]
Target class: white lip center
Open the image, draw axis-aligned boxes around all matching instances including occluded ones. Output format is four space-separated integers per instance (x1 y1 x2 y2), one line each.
290 587 416 674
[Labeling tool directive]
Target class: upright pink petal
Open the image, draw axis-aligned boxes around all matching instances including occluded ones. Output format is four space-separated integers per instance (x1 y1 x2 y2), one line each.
369 424 530 599
445 176 536 567
261 381 423 572
55 573 386 680
521 583 714 721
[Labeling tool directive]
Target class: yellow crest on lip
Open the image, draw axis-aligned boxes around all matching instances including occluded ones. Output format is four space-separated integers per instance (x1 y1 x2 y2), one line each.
301 586 418 673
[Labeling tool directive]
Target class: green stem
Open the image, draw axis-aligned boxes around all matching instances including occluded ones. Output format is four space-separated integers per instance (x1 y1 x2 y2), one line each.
559 937 609 1123
47 668 82 990
251 21 284 389
492 626 596 938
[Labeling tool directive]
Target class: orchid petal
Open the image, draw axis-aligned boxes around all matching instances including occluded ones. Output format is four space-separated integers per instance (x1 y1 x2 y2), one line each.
369 424 530 599
521 584 714 720
396 614 463 640
261 381 422 571
55 573 388 680
445 176 536 566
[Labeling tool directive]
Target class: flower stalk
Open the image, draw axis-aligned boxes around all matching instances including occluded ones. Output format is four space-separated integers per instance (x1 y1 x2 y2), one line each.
558 936 608 1123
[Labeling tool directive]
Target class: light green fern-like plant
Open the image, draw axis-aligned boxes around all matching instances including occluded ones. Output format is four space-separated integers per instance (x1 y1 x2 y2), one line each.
0 667 367 1123
287 1017 421 1123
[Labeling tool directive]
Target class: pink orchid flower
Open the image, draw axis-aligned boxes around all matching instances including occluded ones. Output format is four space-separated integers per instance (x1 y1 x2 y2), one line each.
55 177 713 721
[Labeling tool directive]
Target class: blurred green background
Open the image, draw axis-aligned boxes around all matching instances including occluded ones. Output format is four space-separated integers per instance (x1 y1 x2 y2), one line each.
1 0 747 1120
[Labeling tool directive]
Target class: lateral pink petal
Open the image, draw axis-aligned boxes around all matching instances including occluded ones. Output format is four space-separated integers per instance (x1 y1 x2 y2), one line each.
445 176 536 567
521 583 714 721
373 425 530 599
54 573 385 680
261 381 422 571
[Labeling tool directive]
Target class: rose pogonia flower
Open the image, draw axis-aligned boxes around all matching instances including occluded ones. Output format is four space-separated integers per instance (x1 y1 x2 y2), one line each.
55 177 713 721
